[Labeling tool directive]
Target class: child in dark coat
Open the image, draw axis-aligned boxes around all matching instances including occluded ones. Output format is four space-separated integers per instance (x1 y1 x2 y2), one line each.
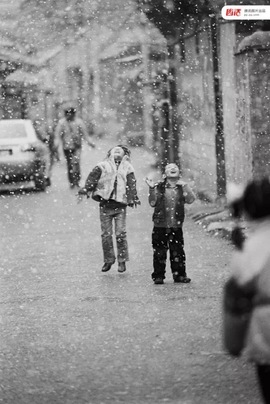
77 145 140 273
145 163 195 285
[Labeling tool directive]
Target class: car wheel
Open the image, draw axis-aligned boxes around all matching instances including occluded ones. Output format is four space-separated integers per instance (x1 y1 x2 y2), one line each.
34 174 47 192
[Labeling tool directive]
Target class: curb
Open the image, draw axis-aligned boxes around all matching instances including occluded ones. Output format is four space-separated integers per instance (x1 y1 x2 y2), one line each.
190 212 234 240
187 201 248 243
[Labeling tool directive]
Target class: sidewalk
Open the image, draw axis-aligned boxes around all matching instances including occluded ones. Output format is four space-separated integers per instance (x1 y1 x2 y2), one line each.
186 198 248 242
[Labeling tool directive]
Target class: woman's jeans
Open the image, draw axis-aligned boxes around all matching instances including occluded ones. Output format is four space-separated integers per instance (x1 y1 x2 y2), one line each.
64 148 81 187
152 226 186 280
100 204 129 264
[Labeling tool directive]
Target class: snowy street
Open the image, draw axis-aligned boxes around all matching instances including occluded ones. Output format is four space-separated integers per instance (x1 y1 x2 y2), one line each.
0 140 261 404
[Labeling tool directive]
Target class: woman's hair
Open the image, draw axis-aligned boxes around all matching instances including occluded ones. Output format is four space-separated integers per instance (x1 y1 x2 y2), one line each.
229 178 270 250
231 177 270 220
242 177 270 219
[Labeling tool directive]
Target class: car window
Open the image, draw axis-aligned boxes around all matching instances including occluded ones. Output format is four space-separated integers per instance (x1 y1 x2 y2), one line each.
0 122 28 139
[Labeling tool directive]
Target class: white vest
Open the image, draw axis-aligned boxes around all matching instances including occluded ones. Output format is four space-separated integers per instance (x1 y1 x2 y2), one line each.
92 155 134 204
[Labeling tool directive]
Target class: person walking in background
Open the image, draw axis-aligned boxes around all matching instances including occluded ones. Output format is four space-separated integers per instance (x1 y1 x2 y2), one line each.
223 178 270 404
77 145 140 273
54 107 95 189
145 163 195 285
33 119 54 187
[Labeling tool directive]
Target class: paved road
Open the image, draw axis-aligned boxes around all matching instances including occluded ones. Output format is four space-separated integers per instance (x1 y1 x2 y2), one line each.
0 139 262 404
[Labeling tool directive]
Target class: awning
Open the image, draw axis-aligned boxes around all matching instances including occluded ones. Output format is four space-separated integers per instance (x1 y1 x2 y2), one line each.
5 68 54 91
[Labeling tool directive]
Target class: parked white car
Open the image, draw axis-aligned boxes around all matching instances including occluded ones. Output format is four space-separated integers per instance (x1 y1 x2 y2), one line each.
0 119 50 191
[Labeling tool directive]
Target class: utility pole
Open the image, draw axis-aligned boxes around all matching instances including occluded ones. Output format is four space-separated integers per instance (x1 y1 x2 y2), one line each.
141 38 153 148
167 42 180 168
155 68 173 171
210 14 226 198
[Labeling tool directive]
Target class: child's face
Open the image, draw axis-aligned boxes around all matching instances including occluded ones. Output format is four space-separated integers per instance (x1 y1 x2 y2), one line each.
165 163 180 179
110 146 125 161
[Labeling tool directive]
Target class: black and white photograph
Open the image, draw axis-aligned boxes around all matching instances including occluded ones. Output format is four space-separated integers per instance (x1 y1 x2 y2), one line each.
1 0 270 403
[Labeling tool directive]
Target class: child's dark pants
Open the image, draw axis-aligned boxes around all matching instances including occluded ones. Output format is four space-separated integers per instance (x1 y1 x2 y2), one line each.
64 148 81 187
152 227 186 280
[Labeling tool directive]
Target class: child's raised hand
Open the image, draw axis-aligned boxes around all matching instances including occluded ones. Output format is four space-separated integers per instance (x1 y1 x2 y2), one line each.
144 177 155 188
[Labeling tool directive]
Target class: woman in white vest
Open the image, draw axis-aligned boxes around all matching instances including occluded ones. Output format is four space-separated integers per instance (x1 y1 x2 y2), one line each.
77 145 140 273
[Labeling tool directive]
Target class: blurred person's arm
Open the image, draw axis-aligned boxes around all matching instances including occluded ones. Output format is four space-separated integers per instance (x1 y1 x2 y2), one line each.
79 120 96 148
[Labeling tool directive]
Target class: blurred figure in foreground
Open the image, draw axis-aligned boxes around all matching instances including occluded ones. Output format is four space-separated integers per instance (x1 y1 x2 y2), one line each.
54 107 95 188
77 145 140 273
223 177 270 403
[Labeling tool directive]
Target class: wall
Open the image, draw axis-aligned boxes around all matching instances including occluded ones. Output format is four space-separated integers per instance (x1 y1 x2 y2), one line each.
220 22 238 184
220 21 264 185
178 20 266 196
250 51 270 178
232 52 253 184
235 46 270 180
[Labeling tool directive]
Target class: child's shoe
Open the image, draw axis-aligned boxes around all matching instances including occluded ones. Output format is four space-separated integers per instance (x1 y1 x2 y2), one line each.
173 275 191 283
102 263 112 272
154 278 164 285
118 262 126 273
